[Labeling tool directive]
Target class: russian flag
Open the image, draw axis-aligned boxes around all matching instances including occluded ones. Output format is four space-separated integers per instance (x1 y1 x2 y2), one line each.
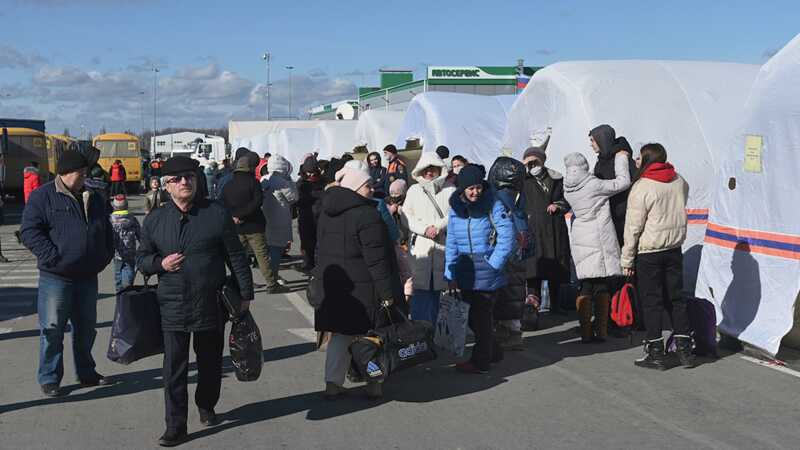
517 75 530 89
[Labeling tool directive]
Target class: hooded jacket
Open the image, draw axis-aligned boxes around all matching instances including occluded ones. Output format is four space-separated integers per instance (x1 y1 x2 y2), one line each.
261 154 299 247
221 157 265 235
445 188 515 292
21 177 114 280
620 163 689 268
401 152 456 291
492 187 530 319
563 152 631 280
23 165 41 203
590 125 637 244
313 186 403 335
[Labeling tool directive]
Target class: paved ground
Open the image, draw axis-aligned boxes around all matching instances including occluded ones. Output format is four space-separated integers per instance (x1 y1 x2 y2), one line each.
1 196 799 450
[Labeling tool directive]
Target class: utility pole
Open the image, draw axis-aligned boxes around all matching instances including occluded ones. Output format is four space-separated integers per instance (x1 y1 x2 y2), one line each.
262 52 271 120
153 67 159 156
138 91 145 147
285 65 294 119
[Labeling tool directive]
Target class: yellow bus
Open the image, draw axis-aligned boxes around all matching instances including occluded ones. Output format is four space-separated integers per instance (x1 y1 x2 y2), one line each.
46 134 75 178
0 127 50 192
92 133 142 191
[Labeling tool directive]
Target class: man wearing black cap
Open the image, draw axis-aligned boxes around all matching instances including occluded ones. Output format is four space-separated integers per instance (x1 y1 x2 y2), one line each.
383 144 408 185
21 149 114 398
137 155 254 446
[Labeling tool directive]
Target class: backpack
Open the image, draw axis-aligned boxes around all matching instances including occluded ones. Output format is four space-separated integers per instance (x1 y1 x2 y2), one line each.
611 282 636 328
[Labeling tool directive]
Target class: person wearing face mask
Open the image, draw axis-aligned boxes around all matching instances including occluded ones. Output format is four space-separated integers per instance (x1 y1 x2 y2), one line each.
447 155 468 187
387 179 413 301
401 152 455 322
522 137 571 316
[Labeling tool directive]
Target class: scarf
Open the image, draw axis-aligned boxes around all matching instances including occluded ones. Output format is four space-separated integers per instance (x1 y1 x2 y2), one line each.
641 162 677 183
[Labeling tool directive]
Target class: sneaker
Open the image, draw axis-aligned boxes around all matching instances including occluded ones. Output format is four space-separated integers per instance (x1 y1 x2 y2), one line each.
78 372 110 387
323 382 346 400
158 428 188 447
267 284 290 294
41 383 63 397
199 408 219 427
455 361 488 374
365 382 383 399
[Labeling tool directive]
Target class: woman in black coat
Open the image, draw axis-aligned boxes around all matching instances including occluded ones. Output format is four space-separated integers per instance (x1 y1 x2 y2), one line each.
314 166 403 400
295 158 325 271
589 125 637 246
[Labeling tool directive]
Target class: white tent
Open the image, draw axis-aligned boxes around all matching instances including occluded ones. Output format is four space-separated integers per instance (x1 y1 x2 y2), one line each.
272 127 319 179
503 60 759 291
394 92 517 169
228 120 319 144
314 121 360 160
695 34 800 355
355 110 405 154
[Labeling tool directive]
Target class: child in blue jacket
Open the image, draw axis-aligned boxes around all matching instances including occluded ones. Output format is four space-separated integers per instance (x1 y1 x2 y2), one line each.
444 164 515 374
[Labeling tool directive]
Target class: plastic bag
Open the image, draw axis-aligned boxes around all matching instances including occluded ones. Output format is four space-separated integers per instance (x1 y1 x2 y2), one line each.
434 292 470 356
228 310 264 381
107 283 164 365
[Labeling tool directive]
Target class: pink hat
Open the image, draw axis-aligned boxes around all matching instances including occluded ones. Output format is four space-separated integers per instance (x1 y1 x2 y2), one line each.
389 179 407 197
335 166 372 192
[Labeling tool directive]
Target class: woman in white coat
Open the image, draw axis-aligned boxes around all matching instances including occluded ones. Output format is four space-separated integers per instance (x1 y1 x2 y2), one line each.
563 150 631 343
261 154 299 281
402 152 456 322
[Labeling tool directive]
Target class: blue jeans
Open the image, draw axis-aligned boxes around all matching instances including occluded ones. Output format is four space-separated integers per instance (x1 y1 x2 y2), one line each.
268 245 283 279
37 273 99 385
113 258 136 292
410 289 441 323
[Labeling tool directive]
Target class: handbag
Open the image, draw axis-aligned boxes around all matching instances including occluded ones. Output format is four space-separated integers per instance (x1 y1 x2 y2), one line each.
434 290 471 356
306 269 324 310
107 275 164 365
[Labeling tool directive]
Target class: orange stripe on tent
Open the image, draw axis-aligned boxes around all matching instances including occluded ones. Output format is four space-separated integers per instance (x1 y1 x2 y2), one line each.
704 236 800 260
706 222 800 245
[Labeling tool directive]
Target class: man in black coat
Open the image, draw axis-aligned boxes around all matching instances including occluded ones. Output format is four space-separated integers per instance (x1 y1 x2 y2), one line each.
296 157 325 271
137 156 254 447
522 139 572 315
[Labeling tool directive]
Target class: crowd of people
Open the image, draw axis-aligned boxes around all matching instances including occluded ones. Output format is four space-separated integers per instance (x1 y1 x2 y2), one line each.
11 122 696 446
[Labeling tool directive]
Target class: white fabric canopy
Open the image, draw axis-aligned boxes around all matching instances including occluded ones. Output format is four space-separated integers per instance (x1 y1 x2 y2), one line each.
503 60 759 291
695 34 800 355
355 110 405 154
272 128 319 179
228 120 319 143
394 92 516 169
314 121 359 160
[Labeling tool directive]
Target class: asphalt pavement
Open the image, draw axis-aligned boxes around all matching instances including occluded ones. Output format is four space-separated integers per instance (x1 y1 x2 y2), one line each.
1 195 799 450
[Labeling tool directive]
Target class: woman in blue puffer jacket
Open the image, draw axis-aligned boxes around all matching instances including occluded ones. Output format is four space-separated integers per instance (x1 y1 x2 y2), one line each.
445 164 515 374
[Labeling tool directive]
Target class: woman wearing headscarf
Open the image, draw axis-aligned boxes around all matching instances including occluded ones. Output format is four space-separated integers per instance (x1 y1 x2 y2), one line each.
445 164 515 373
562 149 631 343
261 154 299 282
314 166 404 399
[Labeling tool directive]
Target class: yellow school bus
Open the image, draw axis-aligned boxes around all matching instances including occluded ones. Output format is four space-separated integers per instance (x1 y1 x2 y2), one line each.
92 133 142 191
0 127 50 192
46 134 75 178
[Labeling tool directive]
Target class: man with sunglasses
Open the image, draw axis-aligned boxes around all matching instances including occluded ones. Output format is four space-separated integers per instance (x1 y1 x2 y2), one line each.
137 156 254 447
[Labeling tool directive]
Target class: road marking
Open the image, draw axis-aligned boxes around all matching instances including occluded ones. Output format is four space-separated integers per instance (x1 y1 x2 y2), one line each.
288 328 317 342
286 291 314 325
0 283 38 288
0 276 40 280
0 328 13 334
740 355 800 379
1 269 39 273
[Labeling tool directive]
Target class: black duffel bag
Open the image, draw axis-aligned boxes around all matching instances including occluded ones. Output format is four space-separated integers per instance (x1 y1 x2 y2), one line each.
219 276 263 382
107 276 164 365
349 305 436 382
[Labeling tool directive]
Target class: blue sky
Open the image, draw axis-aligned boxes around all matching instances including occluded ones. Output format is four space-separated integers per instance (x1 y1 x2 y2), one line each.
0 0 797 135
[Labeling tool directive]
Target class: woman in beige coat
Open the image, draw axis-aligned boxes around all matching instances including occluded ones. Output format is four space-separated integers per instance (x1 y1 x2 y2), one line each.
402 152 456 322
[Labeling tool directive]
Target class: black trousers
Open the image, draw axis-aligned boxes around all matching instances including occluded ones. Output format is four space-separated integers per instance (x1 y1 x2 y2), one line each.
636 248 689 341
163 328 224 430
463 290 500 371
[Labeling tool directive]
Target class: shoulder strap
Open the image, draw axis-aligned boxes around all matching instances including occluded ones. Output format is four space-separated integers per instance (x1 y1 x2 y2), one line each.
423 187 445 219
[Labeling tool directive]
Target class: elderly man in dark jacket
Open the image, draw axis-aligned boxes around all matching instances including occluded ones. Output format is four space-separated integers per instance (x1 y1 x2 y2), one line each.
137 156 254 447
522 137 572 316
21 149 114 397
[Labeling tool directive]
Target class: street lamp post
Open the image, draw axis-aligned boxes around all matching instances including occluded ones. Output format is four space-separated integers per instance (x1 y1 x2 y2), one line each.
138 91 145 146
285 65 294 119
153 67 159 156
262 53 271 120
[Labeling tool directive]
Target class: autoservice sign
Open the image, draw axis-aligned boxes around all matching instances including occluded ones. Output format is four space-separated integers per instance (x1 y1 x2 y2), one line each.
427 66 515 80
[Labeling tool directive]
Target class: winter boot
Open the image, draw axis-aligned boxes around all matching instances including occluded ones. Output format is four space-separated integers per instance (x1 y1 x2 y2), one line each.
635 338 669 371
575 295 594 343
593 293 610 342
674 334 696 368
